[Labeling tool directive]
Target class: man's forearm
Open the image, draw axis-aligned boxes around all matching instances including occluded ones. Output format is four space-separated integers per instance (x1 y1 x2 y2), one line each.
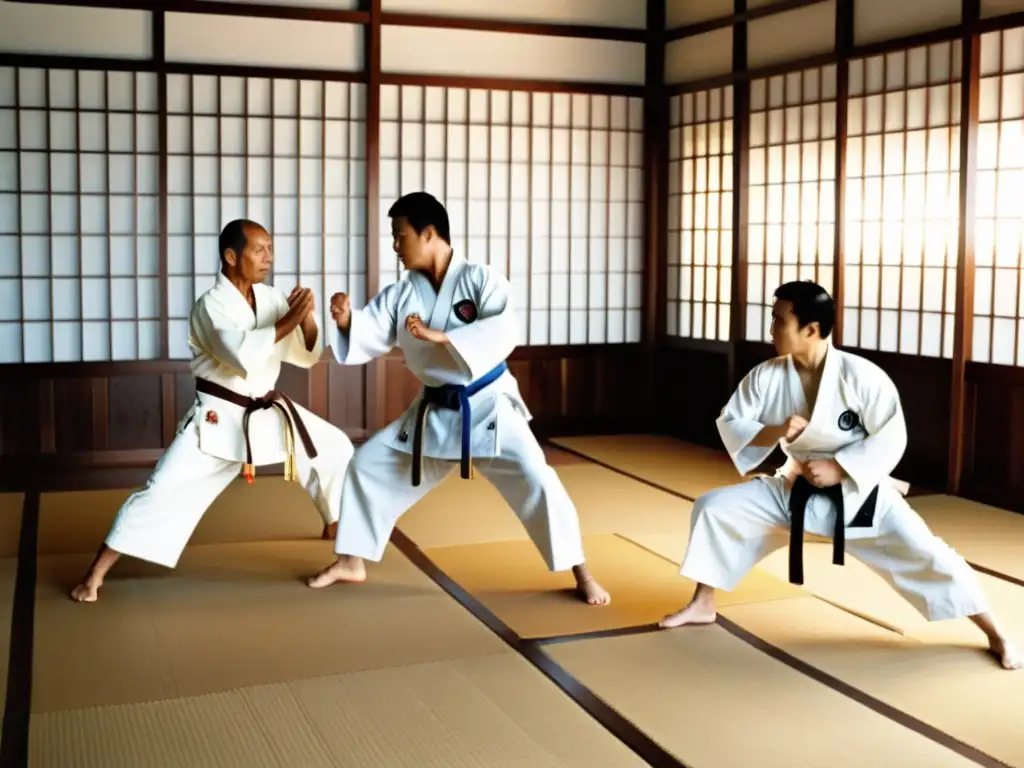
300 320 318 351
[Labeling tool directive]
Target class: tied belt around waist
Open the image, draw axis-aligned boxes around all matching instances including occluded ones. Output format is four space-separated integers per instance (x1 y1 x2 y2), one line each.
410 361 509 487
787 475 878 585
194 378 318 484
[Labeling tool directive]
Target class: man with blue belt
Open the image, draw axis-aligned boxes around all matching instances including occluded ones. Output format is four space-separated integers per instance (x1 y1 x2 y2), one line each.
307 192 610 606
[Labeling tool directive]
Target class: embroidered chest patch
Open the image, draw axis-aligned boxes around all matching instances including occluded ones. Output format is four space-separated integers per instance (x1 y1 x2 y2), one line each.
205 410 219 425
837 409 859 431
453 299 478 323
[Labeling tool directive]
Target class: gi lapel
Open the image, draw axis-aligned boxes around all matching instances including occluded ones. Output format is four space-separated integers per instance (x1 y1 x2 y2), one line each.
427 253 466 331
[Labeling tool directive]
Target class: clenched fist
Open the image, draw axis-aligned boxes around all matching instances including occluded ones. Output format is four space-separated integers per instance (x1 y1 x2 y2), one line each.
330 292 351 331
405 314 448 344
782 414 808 442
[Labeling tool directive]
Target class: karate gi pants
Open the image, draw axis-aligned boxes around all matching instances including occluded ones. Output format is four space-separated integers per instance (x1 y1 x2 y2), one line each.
680 477 990 622
332 413 587 572
105 410 354 568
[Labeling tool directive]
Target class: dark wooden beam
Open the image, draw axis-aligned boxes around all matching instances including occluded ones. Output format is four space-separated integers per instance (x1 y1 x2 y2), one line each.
379 13 645 42
728 0 750 392
832 0 853 343
948 0 982 495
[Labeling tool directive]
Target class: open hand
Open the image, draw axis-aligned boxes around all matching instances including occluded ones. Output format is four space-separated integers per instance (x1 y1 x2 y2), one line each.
330 292 351 331
803 459 845 488
286 287 314 323
405 314 448 344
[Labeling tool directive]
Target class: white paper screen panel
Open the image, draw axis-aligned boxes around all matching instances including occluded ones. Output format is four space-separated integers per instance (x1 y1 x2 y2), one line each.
843 41 962 357
0 4 151 60
0 66 160 364
745 65 838 343
165 13 364 72
378 86 644 345
665 29 733 86
666 0 734 29
972 28 1024 366
164 74 368 360
854 0 961 46
381 27 645 85
747 1 837 70
981 0 1024 18
666 87 735 341
382 0 646 28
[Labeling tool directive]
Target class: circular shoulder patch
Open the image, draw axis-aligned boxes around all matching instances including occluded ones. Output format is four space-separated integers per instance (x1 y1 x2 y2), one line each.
453 299 478 323
837 409 860 431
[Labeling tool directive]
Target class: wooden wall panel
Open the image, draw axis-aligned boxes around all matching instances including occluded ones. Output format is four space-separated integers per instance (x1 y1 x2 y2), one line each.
963 364 1024 511
0 345 645 481
656 342 731 448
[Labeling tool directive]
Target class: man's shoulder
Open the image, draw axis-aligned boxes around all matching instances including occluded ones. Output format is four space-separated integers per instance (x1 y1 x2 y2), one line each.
834 346 893 389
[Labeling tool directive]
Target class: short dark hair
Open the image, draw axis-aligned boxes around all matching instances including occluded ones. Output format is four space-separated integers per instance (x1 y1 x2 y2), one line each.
219 219 263 262
774 280 835 339
387 192 451 244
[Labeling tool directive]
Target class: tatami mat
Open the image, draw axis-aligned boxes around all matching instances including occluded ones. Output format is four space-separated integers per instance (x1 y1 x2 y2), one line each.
398 464 692 550
907 494 1024 581
718 597 1024 766
423 534 802 639
544 624 977 768
550 434 744 498
29 654 644 768
38 480 325 556
33 539 509 713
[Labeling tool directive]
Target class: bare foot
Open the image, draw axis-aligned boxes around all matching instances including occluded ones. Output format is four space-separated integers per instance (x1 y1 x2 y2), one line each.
989 636 1023 670
70 577 102 603
659 586 717 628
576 577 611 606
321 521 338 540
307 556 366 588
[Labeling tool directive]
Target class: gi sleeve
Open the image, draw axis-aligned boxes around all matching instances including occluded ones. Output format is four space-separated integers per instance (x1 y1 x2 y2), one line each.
329 284 399 365
717 365 776 476
444 268 516 380
189 300 277 379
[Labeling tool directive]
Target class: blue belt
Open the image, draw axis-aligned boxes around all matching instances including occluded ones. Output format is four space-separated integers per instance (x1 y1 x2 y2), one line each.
411 361 508 486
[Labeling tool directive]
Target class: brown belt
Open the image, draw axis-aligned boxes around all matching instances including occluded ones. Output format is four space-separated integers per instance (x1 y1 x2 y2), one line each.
194 378 317 483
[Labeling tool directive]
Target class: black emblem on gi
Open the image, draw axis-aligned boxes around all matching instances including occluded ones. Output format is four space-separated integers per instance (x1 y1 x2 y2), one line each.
453 299 478 323
837 410 859 432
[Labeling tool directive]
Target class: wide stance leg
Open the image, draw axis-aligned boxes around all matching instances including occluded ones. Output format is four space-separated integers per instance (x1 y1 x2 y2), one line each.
846 495 1021 669
293 406 356 532
70 422 240 603
476 416 609 605
307 432 452 587
662 479 790 628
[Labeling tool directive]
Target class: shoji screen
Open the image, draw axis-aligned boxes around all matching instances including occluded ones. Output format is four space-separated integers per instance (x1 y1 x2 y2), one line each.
0 65 161 362
164 74 368 358
843 41 962 357
974 26 1024 366
378 84 644 345
745 65 838 342
666 86 734 341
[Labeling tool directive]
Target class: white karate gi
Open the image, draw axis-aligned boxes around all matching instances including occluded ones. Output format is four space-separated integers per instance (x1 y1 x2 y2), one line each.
681 342 989 622
105 273 355 568
328 254 586 572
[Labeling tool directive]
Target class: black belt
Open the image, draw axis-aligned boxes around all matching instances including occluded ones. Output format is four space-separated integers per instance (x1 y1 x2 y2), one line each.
787 475 878 585
410 361 508 486
194 377 317 483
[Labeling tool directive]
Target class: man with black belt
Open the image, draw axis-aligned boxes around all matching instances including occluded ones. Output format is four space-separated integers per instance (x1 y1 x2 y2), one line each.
70 219 354 603
306 192 610 607
658 280 1020 670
